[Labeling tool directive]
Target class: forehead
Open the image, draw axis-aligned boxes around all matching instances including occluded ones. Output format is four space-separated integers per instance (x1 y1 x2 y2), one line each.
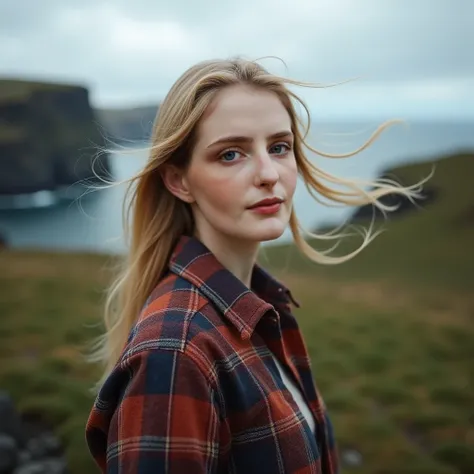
195 85 292 144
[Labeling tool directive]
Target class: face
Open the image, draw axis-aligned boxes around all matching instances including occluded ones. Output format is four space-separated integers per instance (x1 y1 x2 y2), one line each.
164 84 298 249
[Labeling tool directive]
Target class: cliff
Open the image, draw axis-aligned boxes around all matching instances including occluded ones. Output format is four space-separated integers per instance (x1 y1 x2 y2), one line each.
95 104 158 143
0 79 111 195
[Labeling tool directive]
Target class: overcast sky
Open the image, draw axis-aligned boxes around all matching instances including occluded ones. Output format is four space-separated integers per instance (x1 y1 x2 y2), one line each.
1 0 472 119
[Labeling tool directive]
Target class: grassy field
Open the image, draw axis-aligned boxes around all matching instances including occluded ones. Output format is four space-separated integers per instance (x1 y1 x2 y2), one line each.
0 151 473 473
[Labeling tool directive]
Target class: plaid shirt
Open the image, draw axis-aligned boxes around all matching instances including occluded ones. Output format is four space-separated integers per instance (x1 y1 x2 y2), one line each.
86 236 338 473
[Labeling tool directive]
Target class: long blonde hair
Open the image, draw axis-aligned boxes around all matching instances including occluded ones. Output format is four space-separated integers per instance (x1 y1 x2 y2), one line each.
91 57 428 386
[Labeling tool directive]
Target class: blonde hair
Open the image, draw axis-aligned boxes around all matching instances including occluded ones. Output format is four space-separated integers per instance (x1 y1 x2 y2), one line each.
90 57 428 386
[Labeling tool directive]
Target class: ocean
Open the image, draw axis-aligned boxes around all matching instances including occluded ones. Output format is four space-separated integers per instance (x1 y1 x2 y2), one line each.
0 120 472 254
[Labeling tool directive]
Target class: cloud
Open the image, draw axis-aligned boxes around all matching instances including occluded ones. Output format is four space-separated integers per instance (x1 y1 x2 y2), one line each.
0 0 472 117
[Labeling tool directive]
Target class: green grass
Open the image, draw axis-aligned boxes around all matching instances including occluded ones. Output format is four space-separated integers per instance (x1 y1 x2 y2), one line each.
1 151 473 473
0 252 107 472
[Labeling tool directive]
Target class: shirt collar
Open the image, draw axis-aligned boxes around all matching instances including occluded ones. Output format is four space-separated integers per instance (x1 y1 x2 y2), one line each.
168 235 299 340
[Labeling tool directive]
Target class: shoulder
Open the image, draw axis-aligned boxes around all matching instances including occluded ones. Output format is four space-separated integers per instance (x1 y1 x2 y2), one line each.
119 272 226 367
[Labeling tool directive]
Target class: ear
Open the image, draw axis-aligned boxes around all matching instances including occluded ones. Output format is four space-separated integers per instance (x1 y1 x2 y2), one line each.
161 165 195 203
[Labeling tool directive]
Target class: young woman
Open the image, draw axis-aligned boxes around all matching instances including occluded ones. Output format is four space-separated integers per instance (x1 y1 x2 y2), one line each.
85 58 424 473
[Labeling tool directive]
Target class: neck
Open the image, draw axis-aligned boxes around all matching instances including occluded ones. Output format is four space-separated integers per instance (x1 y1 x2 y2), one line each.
194 230 259 288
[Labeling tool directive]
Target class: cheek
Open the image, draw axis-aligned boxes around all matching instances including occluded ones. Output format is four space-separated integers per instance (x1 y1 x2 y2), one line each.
189 170 240 213
282 160 298 197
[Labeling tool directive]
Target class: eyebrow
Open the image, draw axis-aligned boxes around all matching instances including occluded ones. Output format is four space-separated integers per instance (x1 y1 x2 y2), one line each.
206 130 293 149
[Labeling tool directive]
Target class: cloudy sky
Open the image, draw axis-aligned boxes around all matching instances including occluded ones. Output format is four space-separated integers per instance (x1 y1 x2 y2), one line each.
1 0 472 119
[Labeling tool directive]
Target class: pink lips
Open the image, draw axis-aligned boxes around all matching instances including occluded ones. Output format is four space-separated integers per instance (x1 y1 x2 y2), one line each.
248 198 283 215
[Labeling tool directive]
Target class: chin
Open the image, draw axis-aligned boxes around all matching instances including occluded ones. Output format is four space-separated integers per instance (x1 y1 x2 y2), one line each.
247 220 287 242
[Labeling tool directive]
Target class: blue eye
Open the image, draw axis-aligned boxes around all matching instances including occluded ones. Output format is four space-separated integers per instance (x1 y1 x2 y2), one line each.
220 150 241 162
270 143 290 155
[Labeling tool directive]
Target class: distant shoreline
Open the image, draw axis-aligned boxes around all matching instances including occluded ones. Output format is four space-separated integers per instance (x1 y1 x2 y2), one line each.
0 183 89 211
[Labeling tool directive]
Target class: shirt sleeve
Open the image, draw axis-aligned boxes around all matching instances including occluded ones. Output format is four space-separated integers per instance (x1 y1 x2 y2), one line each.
88 349 222 473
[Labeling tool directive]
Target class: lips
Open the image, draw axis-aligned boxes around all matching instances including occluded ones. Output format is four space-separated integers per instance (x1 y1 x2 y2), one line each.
248 197 284 209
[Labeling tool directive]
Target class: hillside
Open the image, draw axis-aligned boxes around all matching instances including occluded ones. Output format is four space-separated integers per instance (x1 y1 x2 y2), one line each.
262 151 474 292
0 150 473 473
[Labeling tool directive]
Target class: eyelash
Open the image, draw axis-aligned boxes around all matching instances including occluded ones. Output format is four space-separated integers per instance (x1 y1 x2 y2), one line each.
219 142 292 162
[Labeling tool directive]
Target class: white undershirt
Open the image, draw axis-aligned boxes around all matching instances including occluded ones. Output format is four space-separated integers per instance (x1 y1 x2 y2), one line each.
271 354 316 434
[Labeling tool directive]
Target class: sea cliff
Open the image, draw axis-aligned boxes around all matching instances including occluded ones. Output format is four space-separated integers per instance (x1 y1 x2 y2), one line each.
0 79 111 195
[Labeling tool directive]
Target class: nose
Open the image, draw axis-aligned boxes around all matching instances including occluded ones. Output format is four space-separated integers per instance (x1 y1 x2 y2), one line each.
254 151 279 188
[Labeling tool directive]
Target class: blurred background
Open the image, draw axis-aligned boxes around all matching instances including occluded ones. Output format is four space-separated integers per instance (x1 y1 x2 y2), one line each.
0 1 472 473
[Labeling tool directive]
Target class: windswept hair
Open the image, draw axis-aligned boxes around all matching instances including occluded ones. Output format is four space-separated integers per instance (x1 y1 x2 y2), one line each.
89 57 429 387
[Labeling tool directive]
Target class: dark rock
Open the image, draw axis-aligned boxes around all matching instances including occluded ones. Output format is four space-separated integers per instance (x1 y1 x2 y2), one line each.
0 79 111 195
0 392 26 447
17 451 31 466
0 391 68 473
350 185 438 222
26 434 62 460
13 458 68 474
0 434 18 474
340 448 363 469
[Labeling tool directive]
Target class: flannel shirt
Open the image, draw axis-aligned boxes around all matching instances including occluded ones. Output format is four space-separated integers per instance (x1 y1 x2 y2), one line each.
86 235 339 473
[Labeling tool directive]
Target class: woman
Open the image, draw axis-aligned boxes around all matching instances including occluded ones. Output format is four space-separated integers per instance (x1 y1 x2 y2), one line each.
85 58 424 473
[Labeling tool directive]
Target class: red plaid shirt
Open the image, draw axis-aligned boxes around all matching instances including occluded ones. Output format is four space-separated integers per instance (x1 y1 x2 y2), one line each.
86 236 338 473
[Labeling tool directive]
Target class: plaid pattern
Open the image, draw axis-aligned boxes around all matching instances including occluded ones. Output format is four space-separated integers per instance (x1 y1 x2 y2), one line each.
86 236 338 473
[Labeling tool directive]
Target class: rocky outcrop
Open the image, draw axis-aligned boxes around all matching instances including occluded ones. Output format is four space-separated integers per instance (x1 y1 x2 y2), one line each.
0 79 111 195
0 391 67 474
95 104 158 143
350 175 437 222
